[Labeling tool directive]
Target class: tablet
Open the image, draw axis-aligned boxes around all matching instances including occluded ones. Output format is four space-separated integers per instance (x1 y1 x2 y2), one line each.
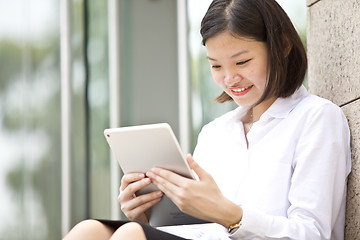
104 123 208 227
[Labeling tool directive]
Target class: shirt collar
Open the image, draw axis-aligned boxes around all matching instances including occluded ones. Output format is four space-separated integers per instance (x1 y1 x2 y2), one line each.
231 85 309 122
260 85 309 120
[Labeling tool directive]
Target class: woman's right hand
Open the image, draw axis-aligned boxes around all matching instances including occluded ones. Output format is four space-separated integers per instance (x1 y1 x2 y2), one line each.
118 173 163 223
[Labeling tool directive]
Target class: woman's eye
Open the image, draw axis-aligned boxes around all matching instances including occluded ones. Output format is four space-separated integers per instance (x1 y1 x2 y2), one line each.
236 59 251 65
211 65 221 69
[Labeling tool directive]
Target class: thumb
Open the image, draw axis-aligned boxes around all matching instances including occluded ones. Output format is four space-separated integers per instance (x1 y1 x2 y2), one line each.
186 154 209 180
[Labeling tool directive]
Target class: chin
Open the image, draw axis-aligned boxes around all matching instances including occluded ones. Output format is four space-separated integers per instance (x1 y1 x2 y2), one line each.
233 99 254 107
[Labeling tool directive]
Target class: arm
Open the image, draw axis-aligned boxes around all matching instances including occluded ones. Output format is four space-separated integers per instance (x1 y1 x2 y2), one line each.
232 103 351 239
146 154 243 228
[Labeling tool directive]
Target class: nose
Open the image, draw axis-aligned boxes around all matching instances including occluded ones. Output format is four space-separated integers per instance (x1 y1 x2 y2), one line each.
224 71 241 86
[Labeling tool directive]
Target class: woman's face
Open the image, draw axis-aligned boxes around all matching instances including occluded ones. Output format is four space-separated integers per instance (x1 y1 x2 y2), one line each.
205 31 269 107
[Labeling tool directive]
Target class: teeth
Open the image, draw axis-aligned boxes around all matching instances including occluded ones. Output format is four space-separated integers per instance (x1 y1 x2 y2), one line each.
232 88 246 92
232 85 252 92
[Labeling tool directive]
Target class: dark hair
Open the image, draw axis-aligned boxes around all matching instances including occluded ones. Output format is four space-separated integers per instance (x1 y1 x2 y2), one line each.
200 0 307 103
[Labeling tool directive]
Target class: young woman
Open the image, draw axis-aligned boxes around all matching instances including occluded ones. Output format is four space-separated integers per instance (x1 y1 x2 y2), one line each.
64 0 351 239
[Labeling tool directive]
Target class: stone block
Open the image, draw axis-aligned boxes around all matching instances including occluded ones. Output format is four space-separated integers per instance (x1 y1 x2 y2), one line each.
307 0 360 106
342 100 360 239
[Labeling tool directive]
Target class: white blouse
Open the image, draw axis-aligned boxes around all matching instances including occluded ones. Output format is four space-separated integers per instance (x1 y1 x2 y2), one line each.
158 86 351 240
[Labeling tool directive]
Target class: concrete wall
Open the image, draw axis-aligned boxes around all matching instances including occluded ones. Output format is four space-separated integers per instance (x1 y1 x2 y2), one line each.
307 0 360 238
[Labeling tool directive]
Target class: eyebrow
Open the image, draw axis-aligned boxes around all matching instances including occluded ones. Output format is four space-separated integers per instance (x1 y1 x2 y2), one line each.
207 50 249 61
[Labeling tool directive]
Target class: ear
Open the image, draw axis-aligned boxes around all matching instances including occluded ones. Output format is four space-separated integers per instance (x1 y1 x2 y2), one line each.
282 36 293 57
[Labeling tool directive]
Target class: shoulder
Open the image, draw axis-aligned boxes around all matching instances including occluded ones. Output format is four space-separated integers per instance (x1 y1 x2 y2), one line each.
271 86 349 144
290 91 350 143
294 92 346 121
277 86 346 123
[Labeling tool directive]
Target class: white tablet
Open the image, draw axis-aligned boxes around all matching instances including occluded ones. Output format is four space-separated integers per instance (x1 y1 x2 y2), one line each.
104 123 208 227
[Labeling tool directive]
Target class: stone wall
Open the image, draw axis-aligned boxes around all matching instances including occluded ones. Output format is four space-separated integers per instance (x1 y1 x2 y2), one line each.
307 0 360 238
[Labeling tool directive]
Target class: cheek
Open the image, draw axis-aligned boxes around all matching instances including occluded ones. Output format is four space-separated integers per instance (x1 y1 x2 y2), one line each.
248 66 268 88
211 71 224 86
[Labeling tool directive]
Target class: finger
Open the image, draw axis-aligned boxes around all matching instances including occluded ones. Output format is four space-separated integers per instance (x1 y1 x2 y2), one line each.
186 154 209 180
122 190 163 210
120 173 146 191
120 177 151 200
147 167 187 187
122 196 162 220
120 191 163 219
146 170 186 201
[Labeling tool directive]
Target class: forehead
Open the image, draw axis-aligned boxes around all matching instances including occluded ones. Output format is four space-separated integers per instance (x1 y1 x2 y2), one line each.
205 31 267 59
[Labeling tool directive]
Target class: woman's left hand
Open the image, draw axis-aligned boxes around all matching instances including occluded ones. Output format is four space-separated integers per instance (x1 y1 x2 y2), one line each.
146 154 242 227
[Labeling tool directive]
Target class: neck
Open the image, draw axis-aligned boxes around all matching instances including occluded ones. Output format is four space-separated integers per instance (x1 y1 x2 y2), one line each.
251 97 277 122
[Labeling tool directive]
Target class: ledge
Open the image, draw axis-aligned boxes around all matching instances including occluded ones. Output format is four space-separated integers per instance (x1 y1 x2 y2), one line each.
307 0 321 7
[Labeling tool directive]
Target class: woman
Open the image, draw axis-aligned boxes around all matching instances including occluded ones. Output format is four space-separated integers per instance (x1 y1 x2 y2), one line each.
64 0 351 239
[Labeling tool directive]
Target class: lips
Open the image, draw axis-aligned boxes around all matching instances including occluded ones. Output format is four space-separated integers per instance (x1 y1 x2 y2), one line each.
229 85 254 96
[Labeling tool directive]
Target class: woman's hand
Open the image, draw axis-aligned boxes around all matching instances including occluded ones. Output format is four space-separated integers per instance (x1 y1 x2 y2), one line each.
118 173 163 223
146 154 242 228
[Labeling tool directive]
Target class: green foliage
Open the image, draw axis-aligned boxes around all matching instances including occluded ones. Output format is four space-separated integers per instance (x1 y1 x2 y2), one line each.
5 161 25 195
0 40 23 91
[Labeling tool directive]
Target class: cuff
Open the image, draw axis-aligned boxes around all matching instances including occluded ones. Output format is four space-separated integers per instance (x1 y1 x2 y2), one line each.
228 205 272 239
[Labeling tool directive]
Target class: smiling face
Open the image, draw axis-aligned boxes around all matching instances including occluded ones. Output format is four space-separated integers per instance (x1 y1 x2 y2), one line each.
205 31 269 107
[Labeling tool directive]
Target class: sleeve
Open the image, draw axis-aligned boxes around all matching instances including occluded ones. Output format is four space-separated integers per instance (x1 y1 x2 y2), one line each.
230 103 351 240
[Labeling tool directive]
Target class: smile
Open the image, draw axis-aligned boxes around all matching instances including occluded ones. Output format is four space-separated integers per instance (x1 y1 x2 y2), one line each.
228 85 254 97
230 85 254 92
